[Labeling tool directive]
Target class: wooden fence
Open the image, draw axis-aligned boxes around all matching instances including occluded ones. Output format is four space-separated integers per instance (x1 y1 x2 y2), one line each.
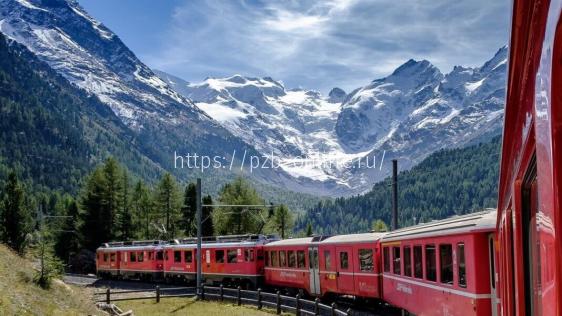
94 285 352 316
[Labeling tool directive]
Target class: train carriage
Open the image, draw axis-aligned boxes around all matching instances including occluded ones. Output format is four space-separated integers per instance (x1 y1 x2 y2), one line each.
163 234 274 288
263 237 313 294
96 240 166 280
498 0 562 315
380 210 497 316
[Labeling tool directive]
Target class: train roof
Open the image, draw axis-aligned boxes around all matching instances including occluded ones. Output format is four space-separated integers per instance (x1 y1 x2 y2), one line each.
264 237 314 247
321 232 386 244
381 209 497 242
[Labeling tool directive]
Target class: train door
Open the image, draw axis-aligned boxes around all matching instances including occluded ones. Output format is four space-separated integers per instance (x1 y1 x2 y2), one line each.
488 234 498 316
321 246 337 294
336 246 354 293
521 161 542 316
308 246 321 295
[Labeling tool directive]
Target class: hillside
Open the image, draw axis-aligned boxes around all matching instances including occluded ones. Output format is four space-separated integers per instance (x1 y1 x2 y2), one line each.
296 136 501 234
0 244 97 315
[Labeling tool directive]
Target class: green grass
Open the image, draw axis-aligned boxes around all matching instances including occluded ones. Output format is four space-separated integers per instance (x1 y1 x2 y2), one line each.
0 244 98 316
117 297 285 316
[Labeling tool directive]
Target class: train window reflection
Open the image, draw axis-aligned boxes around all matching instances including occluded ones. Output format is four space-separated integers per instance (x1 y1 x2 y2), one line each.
216 250 225 263
359 249 374 272
383 247 390 272
297 250 305 268
272 251 279 267
458 243 466 287
185 250 192 263
404 246 412 277
288 251 296 268
440 244 453 284
324 251 331 270
280 250 287 267
425 245 436 281
130 252 136 262
414 246 423 278
227 249 237 263
393 247 401 275
340 252 349 269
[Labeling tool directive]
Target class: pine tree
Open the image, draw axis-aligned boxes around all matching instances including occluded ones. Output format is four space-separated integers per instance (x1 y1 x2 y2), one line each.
131 180 153 239
1 172 32 253
305 222 313 237
80 168 110 250
156 173 181 239
102 157 122 239
117 169 133 240
181 183 197 236
54 199 80 265
202 195 214 237
213 177 266 235
271 204 293 239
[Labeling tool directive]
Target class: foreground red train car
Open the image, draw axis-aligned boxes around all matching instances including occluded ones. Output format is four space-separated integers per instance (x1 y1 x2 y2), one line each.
380 210 497 315
498 0 562 315
264 233 385 299
96 240 166 280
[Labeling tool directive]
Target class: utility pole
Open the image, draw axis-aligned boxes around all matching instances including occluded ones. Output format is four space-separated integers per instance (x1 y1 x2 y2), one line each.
392 159 398 231
196 178 202 299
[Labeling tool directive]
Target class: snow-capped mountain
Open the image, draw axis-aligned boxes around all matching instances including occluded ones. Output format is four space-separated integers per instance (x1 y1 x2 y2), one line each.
158 47 506 195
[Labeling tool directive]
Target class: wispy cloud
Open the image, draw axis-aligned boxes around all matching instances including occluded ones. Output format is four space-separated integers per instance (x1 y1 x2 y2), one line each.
144 0 509 93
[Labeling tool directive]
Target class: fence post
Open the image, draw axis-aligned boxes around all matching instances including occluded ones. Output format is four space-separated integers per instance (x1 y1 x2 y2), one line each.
257 288 262 310
156 286 160 303
314 298 320 315
220 284 224 301
237 286 242 306
201 284 205 300
276 290 281 315
105 288 110 304
331 303 337 316
295 293 301 315
346 307 352 316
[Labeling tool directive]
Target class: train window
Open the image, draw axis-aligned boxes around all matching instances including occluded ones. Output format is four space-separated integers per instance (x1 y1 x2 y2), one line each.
174 250 181 263
227 249 237 263
425 245 436 281
280 251 287 267
156 251 163 261
383 247 390 272
130 252 136 262
297 250 306 268
138 252 144 262
359 249 373 272
185 250 192 263
149 252 154 260
288 251 296 268
404 246 412 277
340 252 349 269
324 251 331 270
244 249 254 262
414 246 423 278
440 244 453 284
458 243 466 288
110 253 116 262
393 247 401 275
103 253 109 262
265 251 269 266
272 251 279 267
216 250 225 263
257 249 264 261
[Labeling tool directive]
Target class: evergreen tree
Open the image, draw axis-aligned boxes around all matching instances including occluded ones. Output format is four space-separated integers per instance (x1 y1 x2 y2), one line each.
202 195 214 237
117 169 133 240
54 199 80 265
80 168 110 250
102 157 122 239
156 173 181 239
213 177 266 235
181 183 197 236
271 204 293 239
131 180 153 239
0 172 32 253
305 222 313 237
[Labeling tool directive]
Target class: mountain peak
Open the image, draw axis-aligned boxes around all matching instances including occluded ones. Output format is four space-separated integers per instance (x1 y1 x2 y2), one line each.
390 59 436 77
328 87 346 103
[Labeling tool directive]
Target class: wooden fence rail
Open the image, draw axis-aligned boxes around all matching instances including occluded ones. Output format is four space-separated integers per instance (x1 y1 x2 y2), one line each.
95 285 351 316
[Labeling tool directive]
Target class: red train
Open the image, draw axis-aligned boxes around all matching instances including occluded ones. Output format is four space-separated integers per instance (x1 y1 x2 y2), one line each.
96 2 562 314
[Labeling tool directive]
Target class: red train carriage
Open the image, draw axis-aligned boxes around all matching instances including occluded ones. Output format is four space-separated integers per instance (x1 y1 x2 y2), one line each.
96 240 166 280
380 210 497 316
499 0 562 315
163 234 275 288
264 233 385 299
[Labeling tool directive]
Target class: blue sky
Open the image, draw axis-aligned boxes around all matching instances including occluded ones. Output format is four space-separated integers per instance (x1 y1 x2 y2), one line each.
78 0 510 94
